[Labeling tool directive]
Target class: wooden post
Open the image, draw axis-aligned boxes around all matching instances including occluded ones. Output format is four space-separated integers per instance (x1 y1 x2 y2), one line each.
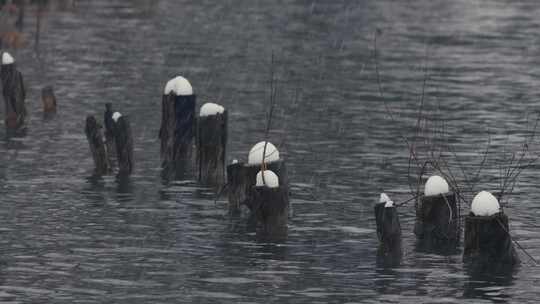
41 85 56 116
374 203 402 262
196 107 227 186
159 76 196 180
1 52 26 134
84 115 109 176
103 103 116 164
227 162 247 215
414 192 459 250
250 185 289 240
463 212 519 266
227 159 288 214
15 0 25 31
112 113 134 176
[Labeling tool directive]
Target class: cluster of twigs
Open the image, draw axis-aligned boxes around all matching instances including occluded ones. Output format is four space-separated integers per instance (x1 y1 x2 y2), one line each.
373 29 539 210
497 115 540 205
374 29 539 264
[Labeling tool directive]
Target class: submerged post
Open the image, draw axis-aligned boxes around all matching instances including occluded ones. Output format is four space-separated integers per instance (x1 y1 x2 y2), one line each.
159 76 196 180
415 175 459 250
1 52 26 134
41 85 57 116
463 191 519 266
112 112 134 176
196 102 227 186
250 169 289 240
374 193 402 264
84 115 109 176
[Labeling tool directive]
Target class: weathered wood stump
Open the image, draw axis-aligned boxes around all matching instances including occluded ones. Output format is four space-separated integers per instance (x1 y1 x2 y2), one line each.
41 85 56 115
112 114 134 176
84 115 109 176
1 52 26 134
227 159 288 214
196 109 227 186
463 212 519 266
415 192 459 250
374 203 402 260
250 185 289 240
159 85 196 180
103 103 116 164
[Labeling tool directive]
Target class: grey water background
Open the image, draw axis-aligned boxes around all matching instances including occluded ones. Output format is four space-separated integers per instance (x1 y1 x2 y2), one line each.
0 0 540 302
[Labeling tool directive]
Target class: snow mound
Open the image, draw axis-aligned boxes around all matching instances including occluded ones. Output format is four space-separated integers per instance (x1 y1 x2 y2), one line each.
248 141 280 165
424 175 449 196
379 193 394 208
256 170 279 188
199 102 225 117
164 76 193 96
379 193 391 203
2 52 14 65
112 112 122 123
471 191 500 216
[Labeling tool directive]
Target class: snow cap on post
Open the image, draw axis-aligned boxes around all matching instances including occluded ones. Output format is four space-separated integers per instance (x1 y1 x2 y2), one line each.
248 141 280 165
2 52 14 65
256 170 279 188
199 102 225 117
471 191 500 216
112 112 122 123
424 175 450 196
164 76 193 96
379 193 394 208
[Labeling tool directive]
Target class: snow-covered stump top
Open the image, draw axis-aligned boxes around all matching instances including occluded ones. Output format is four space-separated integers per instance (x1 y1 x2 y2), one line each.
112 113 134 176
2 52 14 65
199 102 225 117
424 175 449 197
463 212 519 266
374 193 402 261
0 51 26 133
471 191 500 216
256 170 279 188
415 175 459 250
196 103 227 187
248 141 280 165
159 76 196 180
164 76 193 96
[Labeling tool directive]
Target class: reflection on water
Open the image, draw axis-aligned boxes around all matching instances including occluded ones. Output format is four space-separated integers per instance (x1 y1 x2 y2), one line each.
0 0 538 303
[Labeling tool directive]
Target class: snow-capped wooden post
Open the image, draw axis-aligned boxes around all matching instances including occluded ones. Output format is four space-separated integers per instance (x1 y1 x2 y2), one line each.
250 169 289 240
227 141 288 214
374 193 402 263
104 103 116 164
463 191 519 266
84 115 109 176
414 175 459 250
1 52 26 134
112 112 134 176
196 102 227 186
41 85 57 116
159 76 196 180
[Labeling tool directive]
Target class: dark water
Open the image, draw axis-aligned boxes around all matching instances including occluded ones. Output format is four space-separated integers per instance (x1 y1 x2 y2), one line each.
0 0 540 302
